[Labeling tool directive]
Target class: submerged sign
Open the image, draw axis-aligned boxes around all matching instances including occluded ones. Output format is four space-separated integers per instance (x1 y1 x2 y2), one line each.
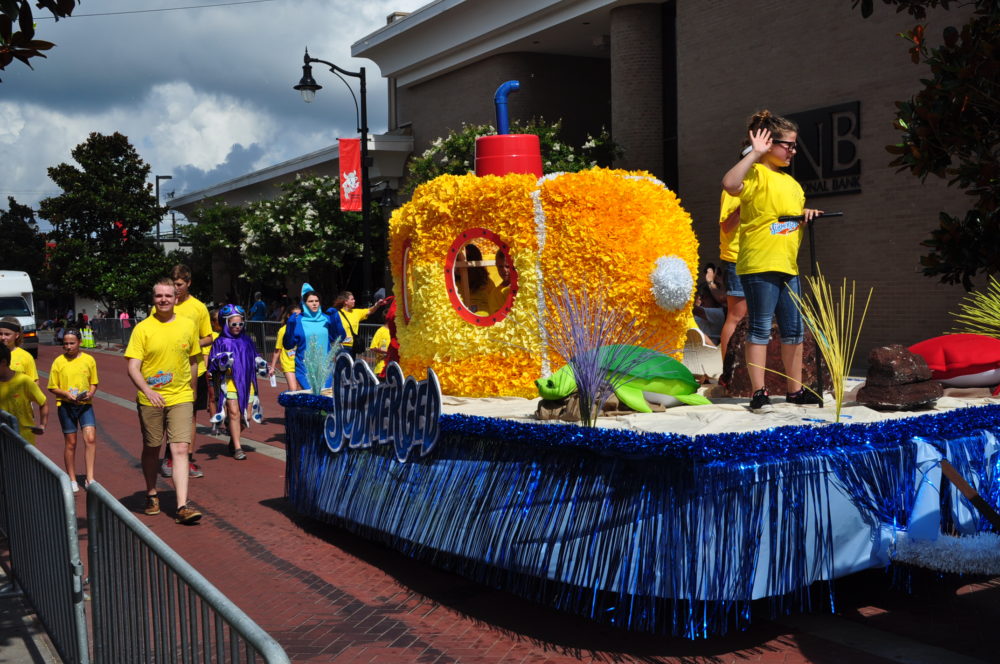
323 353 441 462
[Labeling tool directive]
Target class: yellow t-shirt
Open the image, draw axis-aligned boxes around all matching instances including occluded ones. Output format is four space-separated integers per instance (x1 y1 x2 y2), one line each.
338 308 371 348
153 296 212 376
369 325 391 375
203 330 219 362
124 315 201 407
275 324 295 373
718 191 741 263
735 163 806 276
10 346 38 382
0 373 46 444
47 353 99 406
487 283 510 314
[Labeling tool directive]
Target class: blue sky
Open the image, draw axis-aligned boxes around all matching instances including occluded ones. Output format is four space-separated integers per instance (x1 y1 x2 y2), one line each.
0 0 427 226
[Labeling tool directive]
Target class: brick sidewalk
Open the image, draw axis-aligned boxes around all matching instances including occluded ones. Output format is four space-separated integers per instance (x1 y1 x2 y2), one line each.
22 342 1000 662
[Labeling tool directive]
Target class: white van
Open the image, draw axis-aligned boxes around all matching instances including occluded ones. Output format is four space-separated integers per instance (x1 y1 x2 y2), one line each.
0 271 38 357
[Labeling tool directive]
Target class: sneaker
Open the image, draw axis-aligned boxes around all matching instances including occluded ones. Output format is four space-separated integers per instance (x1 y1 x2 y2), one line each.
233 448 247 461
144 495 160 516
70 480 80 494
84 479 94 489
160 457 173 478
749 388 773 413
175 504 203 525
188 462 204 479
786 388 824 406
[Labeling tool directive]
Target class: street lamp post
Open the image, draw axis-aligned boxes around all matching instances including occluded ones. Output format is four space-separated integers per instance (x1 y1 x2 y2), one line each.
294 48 373 305
155 174 172 240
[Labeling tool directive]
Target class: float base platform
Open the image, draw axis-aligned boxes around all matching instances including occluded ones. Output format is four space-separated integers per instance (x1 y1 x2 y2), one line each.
280 389 1000 639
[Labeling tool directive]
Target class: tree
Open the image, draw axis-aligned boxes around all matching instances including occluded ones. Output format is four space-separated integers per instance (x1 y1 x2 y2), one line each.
855 0 1000 289
240 174 370 296
404 118 621 195
181 201 246 303
0 0 79 81
39 131 172 314
0 196 45 276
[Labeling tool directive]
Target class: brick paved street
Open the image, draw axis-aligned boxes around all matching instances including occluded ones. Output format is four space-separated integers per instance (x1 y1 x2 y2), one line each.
17 342 1000 662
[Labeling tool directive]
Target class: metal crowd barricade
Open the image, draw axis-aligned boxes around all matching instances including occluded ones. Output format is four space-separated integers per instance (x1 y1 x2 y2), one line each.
244 321 283 360
0 411 89 664
356 322 381 350
89 317 134 350
87 482 290 664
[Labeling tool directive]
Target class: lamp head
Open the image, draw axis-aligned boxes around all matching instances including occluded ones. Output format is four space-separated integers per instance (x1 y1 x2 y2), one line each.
294 64 322 103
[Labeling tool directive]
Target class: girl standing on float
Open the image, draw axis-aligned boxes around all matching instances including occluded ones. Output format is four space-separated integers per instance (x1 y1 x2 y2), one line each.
208 305 268 460
282 284 346 392
722 110 824 412
46 329 99 491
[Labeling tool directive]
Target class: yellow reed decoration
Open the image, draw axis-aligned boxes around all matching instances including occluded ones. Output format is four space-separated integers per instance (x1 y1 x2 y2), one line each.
950 275 1000 338
788 268 873 423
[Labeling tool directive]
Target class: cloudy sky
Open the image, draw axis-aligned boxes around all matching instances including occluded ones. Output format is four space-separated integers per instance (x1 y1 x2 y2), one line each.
0 0 428 227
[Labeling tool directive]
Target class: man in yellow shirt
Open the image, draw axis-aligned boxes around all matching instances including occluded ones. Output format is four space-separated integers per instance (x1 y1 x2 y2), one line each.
332 291 387 357
126 278 203 525
156 265 213 480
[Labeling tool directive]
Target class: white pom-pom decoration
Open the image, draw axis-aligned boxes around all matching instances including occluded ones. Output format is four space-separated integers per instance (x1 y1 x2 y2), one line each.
650 255 694 311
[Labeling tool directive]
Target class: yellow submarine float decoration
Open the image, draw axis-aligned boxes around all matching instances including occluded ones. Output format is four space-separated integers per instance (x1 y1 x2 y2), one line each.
389 82 700 398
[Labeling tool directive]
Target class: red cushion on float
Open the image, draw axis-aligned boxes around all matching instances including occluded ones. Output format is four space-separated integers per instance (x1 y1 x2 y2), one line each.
909 333 1000 380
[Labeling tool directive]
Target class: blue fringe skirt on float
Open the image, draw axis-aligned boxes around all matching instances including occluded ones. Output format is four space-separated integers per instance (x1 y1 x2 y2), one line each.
281 392 1000 639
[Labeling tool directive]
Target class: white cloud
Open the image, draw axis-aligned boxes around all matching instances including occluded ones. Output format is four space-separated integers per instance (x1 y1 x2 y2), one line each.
0 0 430 216
144 82 277 172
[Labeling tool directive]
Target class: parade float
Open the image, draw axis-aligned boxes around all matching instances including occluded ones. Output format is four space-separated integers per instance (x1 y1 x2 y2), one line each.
280 83 1000 638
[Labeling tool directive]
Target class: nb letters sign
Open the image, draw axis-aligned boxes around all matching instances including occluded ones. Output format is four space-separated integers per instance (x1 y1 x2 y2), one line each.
788 102 861 197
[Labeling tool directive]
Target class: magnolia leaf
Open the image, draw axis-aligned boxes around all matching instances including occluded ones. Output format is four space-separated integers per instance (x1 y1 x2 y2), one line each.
0 0 18 20
16 1 31 39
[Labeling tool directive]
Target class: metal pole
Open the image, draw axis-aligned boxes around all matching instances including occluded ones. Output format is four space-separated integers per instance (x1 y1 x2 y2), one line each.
155 175 172 241
358 67 372 306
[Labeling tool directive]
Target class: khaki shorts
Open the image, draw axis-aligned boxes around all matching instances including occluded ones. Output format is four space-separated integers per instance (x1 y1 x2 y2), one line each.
137 402 193 448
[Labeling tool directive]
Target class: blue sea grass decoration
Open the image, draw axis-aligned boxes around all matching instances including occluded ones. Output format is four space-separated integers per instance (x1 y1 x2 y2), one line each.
546 283 663 425
303 336 339 395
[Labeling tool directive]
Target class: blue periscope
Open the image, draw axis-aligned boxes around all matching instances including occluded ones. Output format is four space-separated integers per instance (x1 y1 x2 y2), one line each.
281 385 1000 640
493 80 520 134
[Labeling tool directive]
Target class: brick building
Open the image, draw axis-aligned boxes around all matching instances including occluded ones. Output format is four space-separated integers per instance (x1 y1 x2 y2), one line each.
355 0 975 358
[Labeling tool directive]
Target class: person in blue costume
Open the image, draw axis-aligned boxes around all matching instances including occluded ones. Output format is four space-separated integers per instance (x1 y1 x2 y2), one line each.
282 284 346 391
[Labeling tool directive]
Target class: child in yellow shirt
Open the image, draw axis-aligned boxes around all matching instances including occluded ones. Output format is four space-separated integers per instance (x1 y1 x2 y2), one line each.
47 330 100 492
0 344 47 445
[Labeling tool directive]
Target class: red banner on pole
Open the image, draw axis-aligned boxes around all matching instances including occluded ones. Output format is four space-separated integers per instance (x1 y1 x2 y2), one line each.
339 138 362 212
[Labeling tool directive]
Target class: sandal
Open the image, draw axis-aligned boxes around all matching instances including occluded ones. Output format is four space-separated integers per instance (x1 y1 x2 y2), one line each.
233 448 247 461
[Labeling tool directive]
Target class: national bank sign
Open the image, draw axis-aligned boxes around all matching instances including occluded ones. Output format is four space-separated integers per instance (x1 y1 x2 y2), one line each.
789 102 861 197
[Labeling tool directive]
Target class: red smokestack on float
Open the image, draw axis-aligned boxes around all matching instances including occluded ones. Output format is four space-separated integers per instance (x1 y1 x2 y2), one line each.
474 80 543 177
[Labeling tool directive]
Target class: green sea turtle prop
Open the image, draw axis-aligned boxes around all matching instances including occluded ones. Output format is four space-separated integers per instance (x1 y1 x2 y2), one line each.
535 345 711 412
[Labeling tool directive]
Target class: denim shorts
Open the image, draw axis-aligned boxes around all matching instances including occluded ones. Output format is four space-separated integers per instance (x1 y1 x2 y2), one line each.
58 403 96 434
740 271 804 345
721 260 744 298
